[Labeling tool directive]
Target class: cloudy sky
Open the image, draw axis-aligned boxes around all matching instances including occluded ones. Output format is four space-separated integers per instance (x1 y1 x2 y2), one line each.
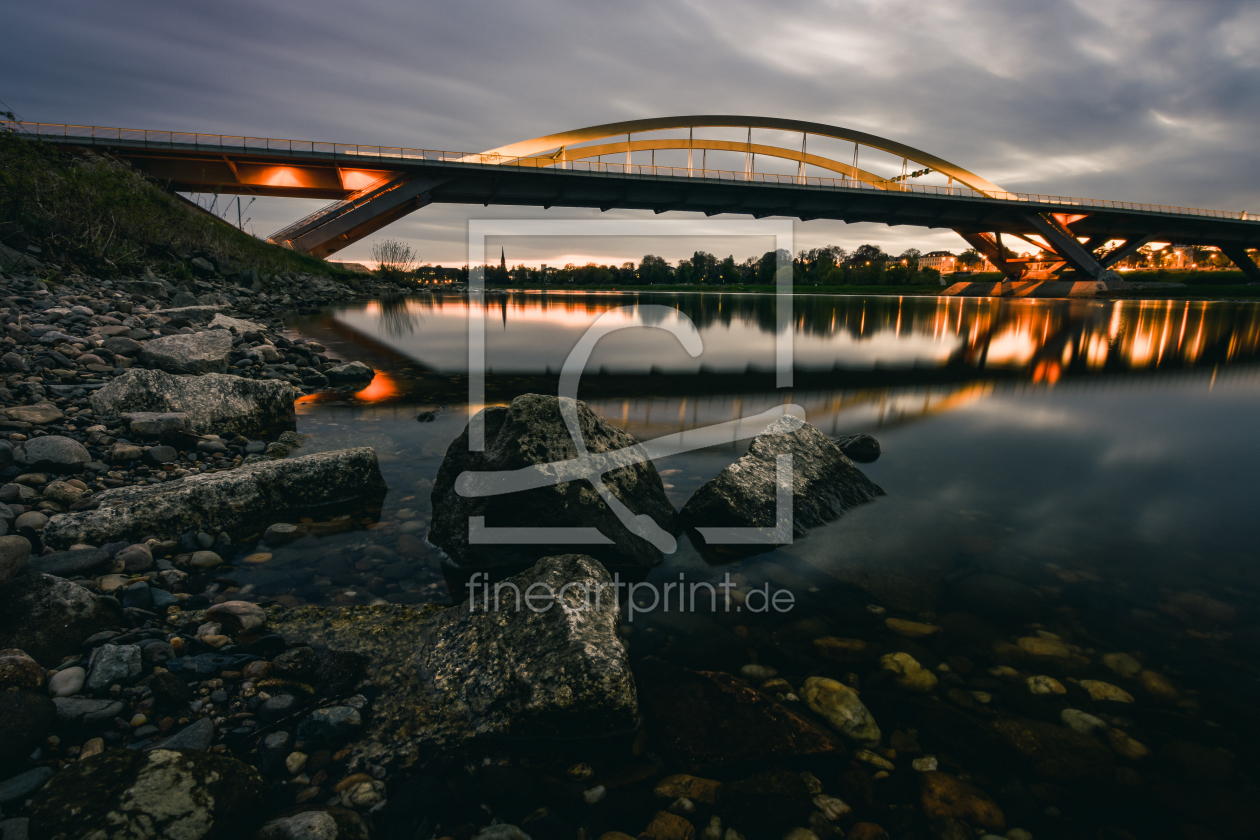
5 0 1259 266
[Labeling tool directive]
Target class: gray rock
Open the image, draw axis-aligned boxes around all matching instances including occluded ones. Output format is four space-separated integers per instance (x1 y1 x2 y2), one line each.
833 433 882 463
680 415 884 538
42 448 386 550
325 361 375 386
0 817 28 840
0 440 12 469
429 394 678 577
123 412 190 437
91 368 297 438
295 706 362 750
263 522 301 546
0 574 124 666
259 693 300 722
173 289 203 306
150 716 214 751
41 481 84 506
258 730 293 773
26 547 112 578
268 554 637 766
52 696 125 726
115 544 153 572
0 766 54 805
0 535 31 581
28 748 266 839
85 643 143 692
256 811 340 840
140 330 233 374
102 336 144 357
14 511 47 531
13 436 91 474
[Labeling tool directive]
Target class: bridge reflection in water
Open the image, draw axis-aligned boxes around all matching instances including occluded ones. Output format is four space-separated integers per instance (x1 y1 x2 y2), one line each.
292 292 1260 443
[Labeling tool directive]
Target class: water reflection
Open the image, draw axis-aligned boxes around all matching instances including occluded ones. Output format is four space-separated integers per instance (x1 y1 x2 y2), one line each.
322 293 1260 381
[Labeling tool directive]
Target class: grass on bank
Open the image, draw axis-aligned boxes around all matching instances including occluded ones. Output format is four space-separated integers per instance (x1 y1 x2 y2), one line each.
0 131 357 281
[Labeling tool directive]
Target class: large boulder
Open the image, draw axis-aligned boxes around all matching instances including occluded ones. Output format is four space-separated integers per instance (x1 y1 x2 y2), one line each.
13 436 91 474
42 448 386 549
680 415 883 538
139 329 233 374
91 368 297 438
429 394 678 580
27 748 266 840
267 554 638 767
0 574 124 666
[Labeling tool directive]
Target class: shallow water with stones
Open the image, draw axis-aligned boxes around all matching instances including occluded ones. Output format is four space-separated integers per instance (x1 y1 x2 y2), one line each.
239 291 1260 838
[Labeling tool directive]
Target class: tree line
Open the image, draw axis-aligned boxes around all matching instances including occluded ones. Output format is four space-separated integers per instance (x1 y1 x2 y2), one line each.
485 244 942 286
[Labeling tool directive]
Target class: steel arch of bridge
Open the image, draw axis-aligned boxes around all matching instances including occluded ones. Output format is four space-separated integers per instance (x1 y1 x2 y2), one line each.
475 115 1008 197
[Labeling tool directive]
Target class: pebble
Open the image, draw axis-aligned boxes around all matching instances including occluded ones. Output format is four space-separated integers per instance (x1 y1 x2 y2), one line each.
583 785 607 804
48 666 85 697
242 552 273 565
285 751 308 775
1026 675 1066 695
1139 669 1180 699
739 663 777 681
1060 708 1106 734
879 652 938 692
1016 636 1071 658
0 766 54 805
0 650 43 690
1080 680 1134 703
189 550 223 569
1107 729 1150 760
988 665 1019 678
801 676 881 746
911 756 938 771
1103 652 1142 678
813 794 851 819
885 617 940 638
854 749 895 770
654 774 722 805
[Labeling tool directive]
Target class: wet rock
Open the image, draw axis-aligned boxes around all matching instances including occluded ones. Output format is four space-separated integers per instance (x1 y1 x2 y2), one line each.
92 368 297 438
880 652 937 692
0 648 44 690
296 706 362 750
918 771 1005 833
53 696 125 727
139 329 233 374
140 671 193 708
255 811 339 840
41 482 84 506
268 554 635 766
992 717 1113 780
680 415 883 538
1016 636 1070 658
0 535 30 581
116 544 153 572
833 433 881 463
48 666 85 697
12 436 90 474
1027 675 1066 695
27 748 266 839
85 644 143 692
123 412 191 437
949 574 1045 625
655 774 722 805
814 636 879 663
885 618 940 638
801 676 881 746
1139 669 1180 700
27 547 112 578
151 717 215 752
0 574 124 666
1107 729 1150 760
635 659 842 770
1060 708 1105 734
102 336 144 357
42 448 386 549
5 404 63 425
1102 651 1142 678
0 766 54 806
430 394 679 578
263 522 302 546
325 361 375 386
0 689 55 771
1080 680 1134 703
205 600 266 635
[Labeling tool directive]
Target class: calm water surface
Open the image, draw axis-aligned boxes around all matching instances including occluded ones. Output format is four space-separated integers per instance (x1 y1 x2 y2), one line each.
272 292 1260 838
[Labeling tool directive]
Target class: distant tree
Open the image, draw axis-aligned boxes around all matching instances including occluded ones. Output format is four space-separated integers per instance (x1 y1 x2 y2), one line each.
956 248 983 269
851 243 889 265
690 251 719 284
897 248 921 272
372 239 418 275
719 255 740 284
638 254 672 284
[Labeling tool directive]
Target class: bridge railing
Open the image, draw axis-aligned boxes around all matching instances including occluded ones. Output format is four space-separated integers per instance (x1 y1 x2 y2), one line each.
5 119 1256 224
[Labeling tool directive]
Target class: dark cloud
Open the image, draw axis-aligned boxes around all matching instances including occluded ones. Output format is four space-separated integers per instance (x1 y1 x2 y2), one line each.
5 0 1258 264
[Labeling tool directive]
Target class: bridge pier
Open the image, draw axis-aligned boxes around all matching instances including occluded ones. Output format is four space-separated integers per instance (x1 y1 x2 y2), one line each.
1218 244 1260 283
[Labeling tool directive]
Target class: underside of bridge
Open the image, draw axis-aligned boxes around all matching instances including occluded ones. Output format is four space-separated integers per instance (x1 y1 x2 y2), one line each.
15 116 1260 282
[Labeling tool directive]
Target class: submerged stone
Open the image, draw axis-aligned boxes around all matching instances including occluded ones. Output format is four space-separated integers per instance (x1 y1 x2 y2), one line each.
41 448 386 549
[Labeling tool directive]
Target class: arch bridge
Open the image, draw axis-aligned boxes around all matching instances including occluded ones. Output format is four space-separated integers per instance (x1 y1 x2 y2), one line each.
8 116 1259 284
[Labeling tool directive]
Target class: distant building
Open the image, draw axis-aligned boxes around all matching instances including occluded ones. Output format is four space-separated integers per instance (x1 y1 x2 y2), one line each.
920 251 957 272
